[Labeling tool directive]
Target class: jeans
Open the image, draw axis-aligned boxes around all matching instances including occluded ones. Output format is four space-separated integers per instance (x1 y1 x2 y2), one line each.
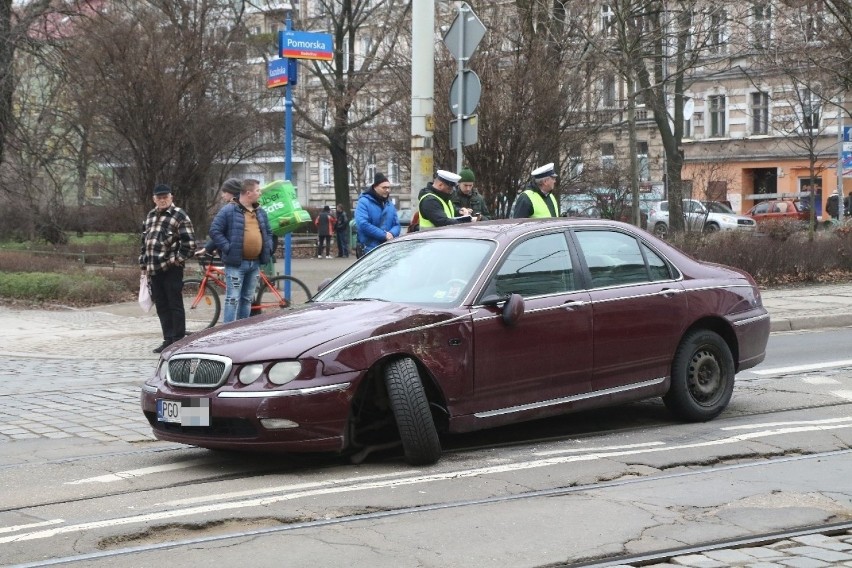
223 259 260 323
335 230 349 257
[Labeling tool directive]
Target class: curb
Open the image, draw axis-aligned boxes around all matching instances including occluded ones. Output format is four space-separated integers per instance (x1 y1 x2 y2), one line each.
769 313 852 333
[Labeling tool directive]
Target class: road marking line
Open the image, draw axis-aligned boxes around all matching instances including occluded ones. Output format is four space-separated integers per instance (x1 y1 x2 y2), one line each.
0 519 64 534
6 422 852 544
534 441 664 456
802 377 842 385
64 459 217 485
751 359 852 376
722 416 852 430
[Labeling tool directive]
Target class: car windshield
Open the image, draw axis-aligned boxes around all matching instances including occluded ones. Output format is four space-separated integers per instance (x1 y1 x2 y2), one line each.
314 238 495 306
397 208 413 224
704 202 735 214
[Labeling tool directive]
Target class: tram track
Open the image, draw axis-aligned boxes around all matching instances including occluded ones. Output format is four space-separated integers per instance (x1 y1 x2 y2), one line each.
6 448 852 568
3 398 852 516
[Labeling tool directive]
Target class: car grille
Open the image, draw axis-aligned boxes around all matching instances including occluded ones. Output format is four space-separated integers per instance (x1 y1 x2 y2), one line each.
738 219 756 226
167 354 232 388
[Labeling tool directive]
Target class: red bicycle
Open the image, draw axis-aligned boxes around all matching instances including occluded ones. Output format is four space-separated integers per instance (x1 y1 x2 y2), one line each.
182 254 312 332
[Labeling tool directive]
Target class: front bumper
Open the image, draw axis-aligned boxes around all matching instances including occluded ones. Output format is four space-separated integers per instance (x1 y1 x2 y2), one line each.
140 371 361 453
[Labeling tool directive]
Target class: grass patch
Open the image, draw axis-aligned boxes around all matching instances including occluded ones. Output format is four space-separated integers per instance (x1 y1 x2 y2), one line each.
0 250 137 306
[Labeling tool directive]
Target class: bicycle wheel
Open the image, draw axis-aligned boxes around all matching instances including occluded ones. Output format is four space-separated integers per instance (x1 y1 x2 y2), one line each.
182 278 220 332
254 275 312 313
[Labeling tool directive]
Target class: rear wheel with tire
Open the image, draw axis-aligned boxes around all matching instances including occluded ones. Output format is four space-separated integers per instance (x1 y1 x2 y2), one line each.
663 329 735 422
254 275 312 314
653 222 668 239
703 222 720 233
383 358 441 465
182 278 220 332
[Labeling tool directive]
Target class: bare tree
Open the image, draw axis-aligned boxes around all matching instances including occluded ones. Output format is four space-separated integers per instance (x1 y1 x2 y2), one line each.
52 0 270 233
429 0 606 217
747 0 846 238
294 0 411 213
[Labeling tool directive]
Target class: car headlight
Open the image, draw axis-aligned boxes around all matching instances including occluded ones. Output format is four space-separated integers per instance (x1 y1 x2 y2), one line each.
238 363 265 385
720 216 734 223
268 361 301 385
158 360 168 381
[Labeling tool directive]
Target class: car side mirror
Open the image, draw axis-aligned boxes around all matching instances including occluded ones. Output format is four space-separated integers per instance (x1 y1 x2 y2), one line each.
481 293 524 326
317 277 332 292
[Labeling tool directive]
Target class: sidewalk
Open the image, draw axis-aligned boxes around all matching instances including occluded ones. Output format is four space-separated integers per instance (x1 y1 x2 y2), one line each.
1 263 852 361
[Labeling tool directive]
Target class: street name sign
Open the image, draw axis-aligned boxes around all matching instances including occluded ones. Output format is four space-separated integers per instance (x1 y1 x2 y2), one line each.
279 30 334 61
267 58 289 88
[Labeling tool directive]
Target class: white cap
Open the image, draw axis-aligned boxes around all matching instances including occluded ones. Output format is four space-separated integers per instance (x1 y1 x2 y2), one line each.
436 170 462 187
531 163 557 179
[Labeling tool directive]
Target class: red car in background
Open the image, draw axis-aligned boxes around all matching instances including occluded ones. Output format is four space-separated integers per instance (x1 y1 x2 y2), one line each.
746 200 811 226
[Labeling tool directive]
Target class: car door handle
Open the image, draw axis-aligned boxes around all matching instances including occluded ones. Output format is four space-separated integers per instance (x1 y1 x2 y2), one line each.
562 299 588 309
660 288 683 298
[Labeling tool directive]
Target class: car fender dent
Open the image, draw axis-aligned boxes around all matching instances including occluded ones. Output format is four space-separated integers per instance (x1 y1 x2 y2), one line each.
316 312 471 358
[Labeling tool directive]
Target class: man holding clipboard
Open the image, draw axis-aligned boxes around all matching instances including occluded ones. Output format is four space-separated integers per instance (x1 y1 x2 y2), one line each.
418 170 476 230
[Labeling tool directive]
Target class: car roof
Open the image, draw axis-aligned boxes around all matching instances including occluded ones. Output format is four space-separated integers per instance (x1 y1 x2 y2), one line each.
401 217 638 242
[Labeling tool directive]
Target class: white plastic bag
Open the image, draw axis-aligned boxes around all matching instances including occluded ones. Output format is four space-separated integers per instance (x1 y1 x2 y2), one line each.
138 274 154 312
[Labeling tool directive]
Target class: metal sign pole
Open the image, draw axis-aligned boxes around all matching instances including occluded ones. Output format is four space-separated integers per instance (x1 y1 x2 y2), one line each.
455 3 468 172
282 13 294 298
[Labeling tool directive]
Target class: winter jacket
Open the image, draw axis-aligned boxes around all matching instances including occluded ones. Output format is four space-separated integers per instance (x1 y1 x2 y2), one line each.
451 188 491 220
209 202 274 267
314 211 336 236
355 189 401 253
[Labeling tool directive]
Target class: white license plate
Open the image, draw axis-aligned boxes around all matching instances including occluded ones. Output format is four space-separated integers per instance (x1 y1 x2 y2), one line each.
157 398 210 427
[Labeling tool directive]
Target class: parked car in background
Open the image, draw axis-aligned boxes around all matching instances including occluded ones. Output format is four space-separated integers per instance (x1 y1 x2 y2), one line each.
746 200 811 227
649 199 757 238
141 218 769 466
563 202 649 230
397 208 413 227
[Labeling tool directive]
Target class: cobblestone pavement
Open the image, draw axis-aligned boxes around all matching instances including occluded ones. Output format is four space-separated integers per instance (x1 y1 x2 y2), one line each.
611 531 852 567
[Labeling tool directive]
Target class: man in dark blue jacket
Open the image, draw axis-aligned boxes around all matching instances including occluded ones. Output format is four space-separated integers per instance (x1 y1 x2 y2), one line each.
209 178 273 322
355 172 401 254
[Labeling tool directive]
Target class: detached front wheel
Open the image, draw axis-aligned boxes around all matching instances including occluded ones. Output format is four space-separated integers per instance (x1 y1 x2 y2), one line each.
383 358 441 465
664 330 735 422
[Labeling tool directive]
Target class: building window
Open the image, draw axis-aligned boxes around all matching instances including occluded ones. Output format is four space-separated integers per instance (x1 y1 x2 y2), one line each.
752 3 772 49
751 91 770 135
708 95 726 137
804 0 825 42
602 74 616 107
600 142 615 170
709 8 728 53
600 4 615 37
320 160 332 186
569 156 584 179
365 155 376 183
683 96 692 138
637 141 649 181
801 88 821 131
388 159 400 184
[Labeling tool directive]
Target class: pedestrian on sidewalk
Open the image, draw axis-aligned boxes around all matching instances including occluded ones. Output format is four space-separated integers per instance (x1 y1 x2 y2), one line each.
334 203 350 258
139 184 197 353
209 178 274 323
315 205 335 258
355 172 401 254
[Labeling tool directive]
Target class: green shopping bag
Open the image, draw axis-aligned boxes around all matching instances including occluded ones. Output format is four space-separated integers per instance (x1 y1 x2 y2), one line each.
258 180 312 236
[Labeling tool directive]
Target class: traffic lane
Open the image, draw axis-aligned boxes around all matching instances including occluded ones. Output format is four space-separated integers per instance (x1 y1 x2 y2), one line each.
6 411 852 568
745 326 852 374
3 362 852 510
3 404 852 566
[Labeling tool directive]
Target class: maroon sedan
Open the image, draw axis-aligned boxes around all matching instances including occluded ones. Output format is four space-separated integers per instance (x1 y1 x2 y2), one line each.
141 219 769 465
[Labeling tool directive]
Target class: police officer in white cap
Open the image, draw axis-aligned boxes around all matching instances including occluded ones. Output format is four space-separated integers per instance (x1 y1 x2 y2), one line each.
512 162 560 218
418 170 475 229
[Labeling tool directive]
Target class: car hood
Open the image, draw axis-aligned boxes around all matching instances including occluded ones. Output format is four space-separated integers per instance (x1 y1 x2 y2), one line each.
168 301 460 363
